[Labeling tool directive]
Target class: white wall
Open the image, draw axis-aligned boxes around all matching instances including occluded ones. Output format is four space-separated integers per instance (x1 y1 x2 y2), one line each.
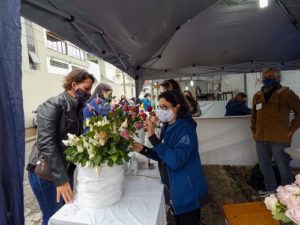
195 116 257 165
23 71 65 128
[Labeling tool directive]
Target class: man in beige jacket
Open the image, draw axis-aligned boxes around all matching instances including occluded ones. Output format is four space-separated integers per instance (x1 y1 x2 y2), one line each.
251 68 300 197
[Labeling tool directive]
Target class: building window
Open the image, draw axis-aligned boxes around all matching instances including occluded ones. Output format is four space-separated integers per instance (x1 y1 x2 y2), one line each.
67 43 85 60
50 59 69 69
46 31 67 54
25 19 40 70
28 51 40 70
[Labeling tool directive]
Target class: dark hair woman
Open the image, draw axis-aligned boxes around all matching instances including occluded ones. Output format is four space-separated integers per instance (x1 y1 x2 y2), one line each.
132 90 207 225
183 90 202 117
83 83 113 119
27 69 95 225
160 79 182 92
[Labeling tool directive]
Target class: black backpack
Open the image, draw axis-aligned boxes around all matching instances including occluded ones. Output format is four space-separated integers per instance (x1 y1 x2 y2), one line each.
249 162 281 191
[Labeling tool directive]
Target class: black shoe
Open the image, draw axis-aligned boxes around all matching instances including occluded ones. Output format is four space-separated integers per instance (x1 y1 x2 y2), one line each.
257 189 276 198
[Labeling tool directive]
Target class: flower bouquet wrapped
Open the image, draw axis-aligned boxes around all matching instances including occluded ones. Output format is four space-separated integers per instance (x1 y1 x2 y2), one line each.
63 103 145 168
62 103 146 208
265 175 300 225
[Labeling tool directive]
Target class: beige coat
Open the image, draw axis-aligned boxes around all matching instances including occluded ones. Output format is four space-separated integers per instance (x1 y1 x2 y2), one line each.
251 86 300 143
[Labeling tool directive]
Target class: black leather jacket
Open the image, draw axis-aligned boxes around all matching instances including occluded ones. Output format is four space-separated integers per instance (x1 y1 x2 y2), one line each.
28 92 83 186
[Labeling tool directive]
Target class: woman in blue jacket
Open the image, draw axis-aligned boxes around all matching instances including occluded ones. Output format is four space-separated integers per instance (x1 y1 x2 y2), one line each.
83 83 113 120
133 90 207 225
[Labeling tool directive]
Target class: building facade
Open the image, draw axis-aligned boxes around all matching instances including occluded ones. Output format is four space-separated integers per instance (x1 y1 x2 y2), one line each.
21 18 135 128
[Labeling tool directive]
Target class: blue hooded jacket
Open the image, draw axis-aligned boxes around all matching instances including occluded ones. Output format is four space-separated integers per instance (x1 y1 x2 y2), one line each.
225 100 251 116
147 117 207 215
83 97 111 120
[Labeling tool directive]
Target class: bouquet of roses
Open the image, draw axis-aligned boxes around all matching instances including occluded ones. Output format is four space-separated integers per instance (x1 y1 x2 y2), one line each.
63 103 146 168
264 174 300 225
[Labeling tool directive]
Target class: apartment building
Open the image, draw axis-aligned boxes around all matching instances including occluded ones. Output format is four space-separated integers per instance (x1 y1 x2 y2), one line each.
21 18 135 128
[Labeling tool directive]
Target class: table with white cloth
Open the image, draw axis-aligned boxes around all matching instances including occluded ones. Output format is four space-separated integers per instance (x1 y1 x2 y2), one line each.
48 162 166 225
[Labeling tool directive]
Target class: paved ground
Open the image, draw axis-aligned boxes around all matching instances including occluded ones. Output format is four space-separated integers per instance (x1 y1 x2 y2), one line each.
24 141 42 225
23 128 268 225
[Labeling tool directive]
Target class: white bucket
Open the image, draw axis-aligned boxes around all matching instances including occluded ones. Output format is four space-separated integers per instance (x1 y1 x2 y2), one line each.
76 164 124 208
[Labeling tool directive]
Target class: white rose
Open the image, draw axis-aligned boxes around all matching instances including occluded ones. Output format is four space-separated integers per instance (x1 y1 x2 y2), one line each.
89 154 95 160
83 140 89 149
77 145 84 153
99 138 107 146
121 119 128 129
264 194 278 211
87 144 94 155
62 140 69 146
67 133 77 145
103 117 109 125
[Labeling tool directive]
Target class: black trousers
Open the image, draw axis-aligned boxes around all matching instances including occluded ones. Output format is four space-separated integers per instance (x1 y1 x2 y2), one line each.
174 208 200 225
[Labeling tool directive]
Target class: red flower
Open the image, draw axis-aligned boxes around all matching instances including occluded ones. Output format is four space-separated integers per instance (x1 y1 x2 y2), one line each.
122 103 130 112
140 112 147 121
146 106 153 112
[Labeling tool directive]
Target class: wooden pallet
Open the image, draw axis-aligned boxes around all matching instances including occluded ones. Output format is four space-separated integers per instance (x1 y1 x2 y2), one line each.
222 201 280 225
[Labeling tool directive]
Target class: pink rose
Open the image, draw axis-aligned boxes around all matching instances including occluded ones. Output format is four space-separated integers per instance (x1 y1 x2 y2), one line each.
287 196 300 209
134 123 144 130
286 206 300 224
285 184 300 195
120 129 130 140
277 185 285 193
278 191 293 206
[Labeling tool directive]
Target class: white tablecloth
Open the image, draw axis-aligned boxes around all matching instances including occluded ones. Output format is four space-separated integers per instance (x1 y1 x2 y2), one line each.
48 163 166 225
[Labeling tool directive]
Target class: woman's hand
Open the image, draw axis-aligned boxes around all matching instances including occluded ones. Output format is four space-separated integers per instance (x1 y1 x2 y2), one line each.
144 118 155 136
132 142 144 153
56 182 73 204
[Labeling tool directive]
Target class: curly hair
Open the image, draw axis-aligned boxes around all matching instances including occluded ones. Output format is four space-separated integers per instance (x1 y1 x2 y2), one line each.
63 69 95 91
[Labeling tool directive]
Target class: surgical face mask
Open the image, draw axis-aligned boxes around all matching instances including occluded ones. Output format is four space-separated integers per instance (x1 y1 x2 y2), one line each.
75 88 90 105
156 109 175 122
263 78 278 89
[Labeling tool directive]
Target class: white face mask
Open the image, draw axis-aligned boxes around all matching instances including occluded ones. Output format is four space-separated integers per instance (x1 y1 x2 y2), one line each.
156 109 175 122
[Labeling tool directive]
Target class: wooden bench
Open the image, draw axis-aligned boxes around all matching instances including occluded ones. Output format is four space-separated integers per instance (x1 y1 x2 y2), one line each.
222 201 280 225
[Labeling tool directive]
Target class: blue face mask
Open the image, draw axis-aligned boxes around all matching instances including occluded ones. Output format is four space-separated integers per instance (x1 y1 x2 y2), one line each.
263 78 277 89
75 88 91 105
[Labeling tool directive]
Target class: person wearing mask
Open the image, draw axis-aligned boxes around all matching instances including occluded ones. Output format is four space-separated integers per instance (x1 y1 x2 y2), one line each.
142 93 152 111
251 68 300 197
183 90 202 117
119 95 128 106
26 69 95 225
132 90 207 225
225 92 251 116
149 79 184 209
83 83 113 119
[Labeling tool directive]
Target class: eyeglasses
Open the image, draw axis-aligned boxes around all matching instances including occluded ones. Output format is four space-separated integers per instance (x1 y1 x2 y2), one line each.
157 105 171 110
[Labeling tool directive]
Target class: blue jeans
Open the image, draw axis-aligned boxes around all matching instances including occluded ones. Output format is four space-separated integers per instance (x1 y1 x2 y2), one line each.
28 171 73 225
256 141 294 191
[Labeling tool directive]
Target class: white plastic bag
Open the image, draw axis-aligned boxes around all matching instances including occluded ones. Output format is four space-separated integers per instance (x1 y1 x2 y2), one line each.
76 164 125 208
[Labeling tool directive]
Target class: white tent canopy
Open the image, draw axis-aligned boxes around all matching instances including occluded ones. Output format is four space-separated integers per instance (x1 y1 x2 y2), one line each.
21 0 300 93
